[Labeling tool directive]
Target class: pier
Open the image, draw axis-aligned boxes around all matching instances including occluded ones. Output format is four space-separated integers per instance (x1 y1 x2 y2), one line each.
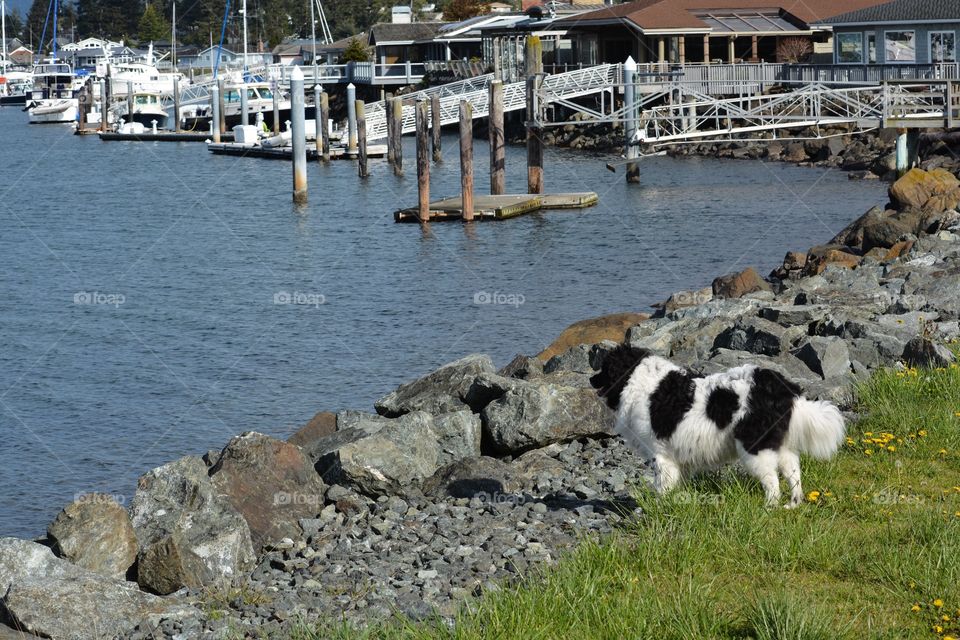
393 193 599 223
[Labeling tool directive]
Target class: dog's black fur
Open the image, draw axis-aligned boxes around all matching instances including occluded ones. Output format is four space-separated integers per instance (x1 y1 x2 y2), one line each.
589 346 652 410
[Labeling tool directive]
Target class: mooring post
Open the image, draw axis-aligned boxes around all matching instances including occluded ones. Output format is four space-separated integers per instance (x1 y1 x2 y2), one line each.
346 83 357 154
623 56 640 183
217 77 226 135
431 94 442 162
460 100 474 222
240 82 249 126
272 85 280 134
895 128 920 177
488 79 505 195
391 96 403 175
211 84 221 143
98 78 107 133
290 66 308 203
126 82 134 125
416 99 431 222
357 100 369 178
320 90 330 162
313 84 321 158
525 35 544 194
173 76 181 133
385 95 395 164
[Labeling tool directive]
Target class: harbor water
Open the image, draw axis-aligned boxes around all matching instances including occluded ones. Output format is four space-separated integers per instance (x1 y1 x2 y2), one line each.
0 107 887 537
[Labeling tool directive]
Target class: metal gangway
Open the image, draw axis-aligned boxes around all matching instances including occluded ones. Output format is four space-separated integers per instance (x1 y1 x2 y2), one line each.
362 63 621 141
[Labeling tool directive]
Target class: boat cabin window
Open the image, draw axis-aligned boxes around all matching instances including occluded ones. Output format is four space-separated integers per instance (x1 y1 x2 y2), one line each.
225 89 241 102
258 87 273 99
246 88 259 100
135 95 158 105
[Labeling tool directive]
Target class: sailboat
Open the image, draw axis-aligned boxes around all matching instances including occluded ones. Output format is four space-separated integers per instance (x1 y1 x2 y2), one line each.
26 0 84 122
0 0 33 106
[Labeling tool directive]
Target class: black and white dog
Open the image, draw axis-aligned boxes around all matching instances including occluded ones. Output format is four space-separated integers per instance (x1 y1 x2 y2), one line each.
589 345 845 508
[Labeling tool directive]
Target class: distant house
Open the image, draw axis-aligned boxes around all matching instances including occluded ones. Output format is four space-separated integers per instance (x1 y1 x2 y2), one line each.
369 22 447 64
310 32 369 64
61 37 123 52
177 46 239 70
488 2 514 13
272 41 308 65
816 0 959 65
8 46 33 65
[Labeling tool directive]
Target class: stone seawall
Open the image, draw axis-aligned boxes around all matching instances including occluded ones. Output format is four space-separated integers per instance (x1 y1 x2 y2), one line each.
1 169 959 639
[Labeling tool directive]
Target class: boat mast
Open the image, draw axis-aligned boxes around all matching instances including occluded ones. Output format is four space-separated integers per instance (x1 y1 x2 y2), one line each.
171 1 176 71
51 0 58 60
2 0 8 68
309 0 316 79
241 0 247 78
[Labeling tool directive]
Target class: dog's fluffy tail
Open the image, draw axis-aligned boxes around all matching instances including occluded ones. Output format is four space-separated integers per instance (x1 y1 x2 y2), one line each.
787 398 846 460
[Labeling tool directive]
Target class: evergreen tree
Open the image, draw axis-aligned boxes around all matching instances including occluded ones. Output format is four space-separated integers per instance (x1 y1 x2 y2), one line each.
441 0 488 21
339 35 368 62
3 8 24 41
137 2 169 42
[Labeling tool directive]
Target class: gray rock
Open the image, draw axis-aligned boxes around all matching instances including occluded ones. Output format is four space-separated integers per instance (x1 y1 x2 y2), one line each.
0 538 197 640
481 382 613 453
707 349 817 383
209 432 327 549
46 494 137 580
791 337 852 379
128 456 255 595
497 354 543 380
375 354 495 418
543 344 594 375
760 304 830 327
325 410 482 497
902 337 956 368
713 316 801 357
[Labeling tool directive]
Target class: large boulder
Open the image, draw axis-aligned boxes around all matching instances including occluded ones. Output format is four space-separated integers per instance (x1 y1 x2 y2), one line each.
712 267 772 299
713 316 801 357
791 337 852 380
209 432 327 549
129 456 255 595
536 312 649 361
902 337 956 369
46 494 137 579
803 245 863 275
286 411 337 449
829 205 886 249
374 354 495 418
0 538 196 640
314 409 481 497
862 218 913 252
482 381 613 454
890 168 960 212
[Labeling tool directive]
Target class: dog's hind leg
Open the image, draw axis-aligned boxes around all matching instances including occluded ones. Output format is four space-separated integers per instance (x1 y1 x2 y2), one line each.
779 450 803 509
738 447 781 507
654 456 683 495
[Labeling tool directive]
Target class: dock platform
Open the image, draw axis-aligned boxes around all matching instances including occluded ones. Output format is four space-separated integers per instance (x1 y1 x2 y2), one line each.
207 143 386 160
99 131 235 142
393 192 598 223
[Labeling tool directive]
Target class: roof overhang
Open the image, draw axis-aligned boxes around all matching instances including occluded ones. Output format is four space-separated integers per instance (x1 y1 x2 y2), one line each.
814 19 960 28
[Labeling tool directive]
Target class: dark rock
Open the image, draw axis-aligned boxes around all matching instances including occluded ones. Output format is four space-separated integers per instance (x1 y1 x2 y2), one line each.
210 432 327 549
713 316 798 356
902 337 956 369
287 411 337 448
760 304 829 327
497 354 543 379
374 354 495 418
129 456 255 595
422 456 521 499
46 494 137 580
828 206 885 249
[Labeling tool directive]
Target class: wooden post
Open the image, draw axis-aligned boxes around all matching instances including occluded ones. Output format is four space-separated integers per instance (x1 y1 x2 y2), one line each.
385 95 395 164
459 100 474 222
357 100 369 178
313 84 321 159
391 96 403 175
98 78 107 133
272 85 280 134
431 94 442 162
173 77 181 132
525 35 544 195
319 90 330 161
126 82 133 125
416 99 431 222
751 35 758 62
217 77 226 134
488 79 505 195
679 35 686 64
704 35 711 64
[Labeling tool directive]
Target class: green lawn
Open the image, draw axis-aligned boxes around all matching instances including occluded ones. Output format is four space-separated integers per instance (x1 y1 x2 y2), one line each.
298 360 960 640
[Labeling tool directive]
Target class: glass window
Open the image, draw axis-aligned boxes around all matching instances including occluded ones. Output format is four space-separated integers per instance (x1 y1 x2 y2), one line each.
225 89 240 102
867 34 877 63
837 32 863 63
258 87 273 99
885 31 916 62
246 88 258 100
931 31 957 63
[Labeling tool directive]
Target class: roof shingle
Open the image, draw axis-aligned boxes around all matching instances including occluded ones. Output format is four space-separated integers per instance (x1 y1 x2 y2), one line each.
818 0 960 25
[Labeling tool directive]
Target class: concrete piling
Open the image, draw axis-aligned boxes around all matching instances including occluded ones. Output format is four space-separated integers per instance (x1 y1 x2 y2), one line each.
290 66 308 203
346 83 357 154
623 56 640 184
240 82 249 126
211 84 221 143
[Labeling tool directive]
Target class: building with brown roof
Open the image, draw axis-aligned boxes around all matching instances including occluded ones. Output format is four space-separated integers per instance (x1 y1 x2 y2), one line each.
550 0 892 64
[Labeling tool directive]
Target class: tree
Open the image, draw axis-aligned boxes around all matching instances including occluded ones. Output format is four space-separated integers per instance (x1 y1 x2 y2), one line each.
441 0 488 22
339 36 368 62
777 37 812 63
3 8 24 41
137 2 169 42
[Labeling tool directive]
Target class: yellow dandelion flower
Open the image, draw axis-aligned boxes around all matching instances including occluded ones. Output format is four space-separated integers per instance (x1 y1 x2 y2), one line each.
865 449 874 456
943 636 956 640
955 512 960 517
864 432 874 437
934 598 944 608
955 411 960 417
943 614 951 622
912 604 922 612
935 625 943 634
940 449 949 455
807 491 821 502
919 430 928 437
888 445 896 452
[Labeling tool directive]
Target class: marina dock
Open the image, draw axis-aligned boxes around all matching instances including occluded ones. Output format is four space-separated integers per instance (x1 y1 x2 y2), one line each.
99 131 235 142
393 192 598 223
207 142 387 160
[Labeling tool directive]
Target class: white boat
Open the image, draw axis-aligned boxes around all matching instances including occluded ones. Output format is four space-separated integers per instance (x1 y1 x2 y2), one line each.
0 70 34 105
114 91 168 129
103 61 186 97
181 82 292 130
26 62 84 123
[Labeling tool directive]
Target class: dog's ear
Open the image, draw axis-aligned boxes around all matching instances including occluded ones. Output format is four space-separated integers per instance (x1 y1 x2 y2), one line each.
589 371 607 390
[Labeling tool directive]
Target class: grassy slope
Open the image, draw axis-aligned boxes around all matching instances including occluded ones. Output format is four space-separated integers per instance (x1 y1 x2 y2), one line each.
299 362 960 640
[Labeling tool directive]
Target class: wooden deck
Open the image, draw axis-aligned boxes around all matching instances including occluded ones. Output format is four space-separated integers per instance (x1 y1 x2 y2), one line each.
394 192 598 223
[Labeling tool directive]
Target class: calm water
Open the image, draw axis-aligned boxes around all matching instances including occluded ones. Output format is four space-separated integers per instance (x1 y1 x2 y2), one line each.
0 107 886 537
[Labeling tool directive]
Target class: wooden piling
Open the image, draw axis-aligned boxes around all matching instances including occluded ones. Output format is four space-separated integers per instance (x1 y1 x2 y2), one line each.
431 94 442 162
126 82 134 125
391 96 403 175
416 99 431 222
173 76 181 132
623 57 640 183
459 100 474 222
357 100 369 178
313 85 321 158
98 78 107 133
272 86 280 134
385 95 395 164
319 90 330 162
525 36 544 195
488 79 505 195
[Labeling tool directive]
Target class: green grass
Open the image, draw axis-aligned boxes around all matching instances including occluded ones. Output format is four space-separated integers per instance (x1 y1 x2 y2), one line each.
294 360 960 640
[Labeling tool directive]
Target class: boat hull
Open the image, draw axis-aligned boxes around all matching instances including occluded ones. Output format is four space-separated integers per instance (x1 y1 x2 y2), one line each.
0 94 28 106
28 99 79 123
127 111 169 129
181 106 318 132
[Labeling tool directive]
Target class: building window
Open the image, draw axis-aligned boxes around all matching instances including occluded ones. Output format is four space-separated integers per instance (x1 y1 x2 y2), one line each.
867 33 876 63
884 30 916 63
837 32 864 63
931 31 957 63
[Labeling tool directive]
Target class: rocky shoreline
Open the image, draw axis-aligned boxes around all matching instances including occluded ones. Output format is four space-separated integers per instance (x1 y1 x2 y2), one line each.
2 168 960 639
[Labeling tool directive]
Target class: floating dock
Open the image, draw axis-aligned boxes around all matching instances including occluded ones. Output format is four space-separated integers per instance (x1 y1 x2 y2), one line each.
393 192 598 223
99 131 235 142
207 143 387 160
